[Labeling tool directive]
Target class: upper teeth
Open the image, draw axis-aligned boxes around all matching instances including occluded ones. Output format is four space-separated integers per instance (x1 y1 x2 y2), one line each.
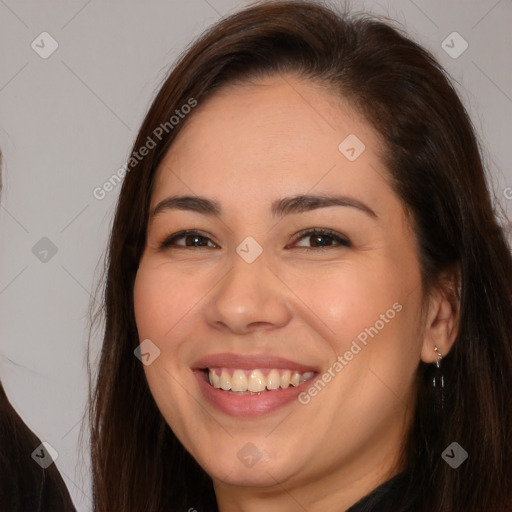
208 368 315 392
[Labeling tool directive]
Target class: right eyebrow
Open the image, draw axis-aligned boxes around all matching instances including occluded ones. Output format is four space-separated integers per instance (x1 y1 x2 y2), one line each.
151 195 221 218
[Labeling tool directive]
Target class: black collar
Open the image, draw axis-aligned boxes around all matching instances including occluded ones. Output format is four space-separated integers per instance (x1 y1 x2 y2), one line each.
346 471 417 512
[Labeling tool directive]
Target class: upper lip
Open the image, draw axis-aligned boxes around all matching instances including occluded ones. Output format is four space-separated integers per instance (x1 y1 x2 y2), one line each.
191 353 320 373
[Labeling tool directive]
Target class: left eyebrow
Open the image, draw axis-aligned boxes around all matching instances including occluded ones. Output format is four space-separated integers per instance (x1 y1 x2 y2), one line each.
271 194 377 219
150 193 378 220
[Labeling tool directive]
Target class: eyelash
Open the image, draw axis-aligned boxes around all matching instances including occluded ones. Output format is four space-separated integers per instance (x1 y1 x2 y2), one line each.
158 228 352 251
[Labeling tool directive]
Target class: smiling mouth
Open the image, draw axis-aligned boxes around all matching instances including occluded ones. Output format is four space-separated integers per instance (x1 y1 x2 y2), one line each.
203 367 316 394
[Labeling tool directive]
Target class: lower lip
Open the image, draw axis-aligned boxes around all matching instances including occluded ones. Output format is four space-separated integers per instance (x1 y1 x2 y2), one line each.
193 371 312 417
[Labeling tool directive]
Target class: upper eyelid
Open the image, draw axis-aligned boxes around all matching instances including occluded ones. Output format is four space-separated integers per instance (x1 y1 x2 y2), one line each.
291 227 349 241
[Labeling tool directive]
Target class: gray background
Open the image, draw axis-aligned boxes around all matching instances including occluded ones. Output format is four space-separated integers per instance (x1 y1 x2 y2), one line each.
0 1 510 510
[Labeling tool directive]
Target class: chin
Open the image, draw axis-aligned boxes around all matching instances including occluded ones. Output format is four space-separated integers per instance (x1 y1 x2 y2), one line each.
208 463 293 488
196 443 304 489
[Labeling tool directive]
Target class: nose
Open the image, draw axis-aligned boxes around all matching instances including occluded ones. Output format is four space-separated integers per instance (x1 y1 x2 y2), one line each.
203 249 292 335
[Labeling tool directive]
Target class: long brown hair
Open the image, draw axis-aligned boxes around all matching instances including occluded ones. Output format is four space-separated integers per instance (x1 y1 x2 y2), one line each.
89 2 512 510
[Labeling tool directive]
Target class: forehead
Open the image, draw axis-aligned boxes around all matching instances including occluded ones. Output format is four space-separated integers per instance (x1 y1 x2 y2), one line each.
152 75 389 211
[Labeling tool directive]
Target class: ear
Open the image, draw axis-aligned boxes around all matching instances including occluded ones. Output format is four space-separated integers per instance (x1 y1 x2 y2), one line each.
420 266 460 364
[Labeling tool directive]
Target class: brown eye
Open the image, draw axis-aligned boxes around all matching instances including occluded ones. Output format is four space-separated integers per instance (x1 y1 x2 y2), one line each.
160 230 218 249
291 228 352 250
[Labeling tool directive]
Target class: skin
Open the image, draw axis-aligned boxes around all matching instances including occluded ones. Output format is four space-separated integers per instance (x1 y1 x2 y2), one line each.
133 74 458 512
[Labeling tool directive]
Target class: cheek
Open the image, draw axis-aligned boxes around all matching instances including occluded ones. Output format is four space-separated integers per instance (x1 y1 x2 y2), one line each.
133 262 201 434
133 260 201 340
294 260 414 346
326 265 423 402
295 256 423 405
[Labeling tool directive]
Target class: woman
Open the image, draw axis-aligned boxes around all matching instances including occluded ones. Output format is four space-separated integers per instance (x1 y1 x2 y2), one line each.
89 2 512 511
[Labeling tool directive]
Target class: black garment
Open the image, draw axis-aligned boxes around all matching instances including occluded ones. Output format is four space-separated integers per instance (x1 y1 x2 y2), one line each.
0 382 76 512
346 470 417 512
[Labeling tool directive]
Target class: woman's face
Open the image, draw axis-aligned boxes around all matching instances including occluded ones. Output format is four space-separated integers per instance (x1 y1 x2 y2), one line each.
134 75 429 501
